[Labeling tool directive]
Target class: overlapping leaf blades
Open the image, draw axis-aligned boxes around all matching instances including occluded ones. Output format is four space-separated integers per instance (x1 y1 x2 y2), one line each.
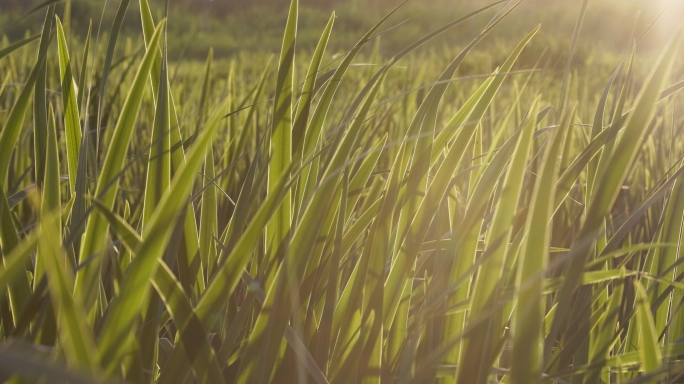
1 1 684 383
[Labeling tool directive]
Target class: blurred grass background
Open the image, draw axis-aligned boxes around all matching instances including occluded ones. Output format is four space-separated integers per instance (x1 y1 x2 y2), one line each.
2 0 683 60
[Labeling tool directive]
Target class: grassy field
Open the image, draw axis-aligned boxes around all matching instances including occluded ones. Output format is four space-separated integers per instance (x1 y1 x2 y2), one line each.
1 0 684 383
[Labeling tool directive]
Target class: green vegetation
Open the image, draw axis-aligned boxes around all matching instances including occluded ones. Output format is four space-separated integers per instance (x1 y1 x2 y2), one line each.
1 0 684 383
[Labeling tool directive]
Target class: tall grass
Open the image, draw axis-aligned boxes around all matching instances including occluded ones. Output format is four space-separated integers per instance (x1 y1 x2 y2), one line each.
1 0 684 383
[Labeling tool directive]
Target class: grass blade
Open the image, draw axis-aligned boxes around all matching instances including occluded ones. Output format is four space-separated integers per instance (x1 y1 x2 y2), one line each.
75 20 165 312
39 210 99 372
56 16 82 193
265 0 298 289
96 95 221 374
511 111 568 384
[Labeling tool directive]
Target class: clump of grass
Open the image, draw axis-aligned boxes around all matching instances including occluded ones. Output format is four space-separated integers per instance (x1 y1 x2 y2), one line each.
0 1 684 383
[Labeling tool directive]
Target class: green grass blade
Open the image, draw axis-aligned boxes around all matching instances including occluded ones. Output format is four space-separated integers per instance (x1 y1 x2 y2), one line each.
238 64 387 384
458 97 540 384
141 30 171 232
90 198 141 252
75 20 165 312
545 27 684 358
296 4 401 217
432 25 536 166
96 95 221 374
39 210 99 372
76 20 91 115
95 0 132 150
156 160 295 381
0 11 51 187
585 61 622 204
140 19 171 381
511 112 567 384
232 58 273 164
345 134 387 220
0 34 39 62
138 0 202 294
585 269 625 383
41 103 61 214
265 0 297 289
339 0 507 134
195 48 213 133
32 7 54 189
634 280 662 373
199 146 218 278
292 12 334 155
92 197 226 383
0 223 38 326
153 264 225 383
91 196 227 383
56 16 82 193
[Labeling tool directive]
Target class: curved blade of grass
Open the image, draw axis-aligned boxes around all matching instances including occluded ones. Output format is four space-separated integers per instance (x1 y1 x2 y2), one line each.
345 134 387 220
292 12 334 155
0 229 38 317
141 27 171 233
152 263 224 383
0 14 51 187
238 62 388 384
138 0 201 293
32 6 54 190
76 20 91 114
218 146 264 262
634 280 662 373
339 0 507 138
383 27 539 373
590 50 634 202
194 48 213 134
232 58 273 164
96 96 220 374
157 156 295 381
544 27 684 363
75 20 165 311
199 146 218 278
139 17 172 381
585 269 625 383
67 13 94 263
291 13 333 226
458 96 540 384
41 103 60 214
387 16 524 348
80 200 227 383
431 23 532 167
56 16 82 193
585 60 623 203
0 188 33 328
95 0 132 153
511 113 567 384
0 35 39 62
296 3 401 215
39 210 99 372
265 0 297 289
